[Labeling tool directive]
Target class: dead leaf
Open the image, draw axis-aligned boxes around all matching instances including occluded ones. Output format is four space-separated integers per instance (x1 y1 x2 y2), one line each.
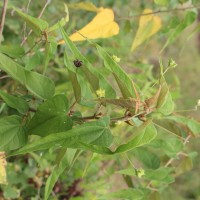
131 9 162 51
145 85 162 108
58 8 119 44
0 152 7 184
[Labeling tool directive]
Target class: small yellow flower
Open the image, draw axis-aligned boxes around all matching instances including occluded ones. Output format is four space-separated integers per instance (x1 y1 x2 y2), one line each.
112 55 121 63
96 88 105 98
137 168 145 178
115 121 123 125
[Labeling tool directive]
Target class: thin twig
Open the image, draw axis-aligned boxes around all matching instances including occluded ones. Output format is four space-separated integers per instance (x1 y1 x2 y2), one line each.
93 103 102 117
21 0 32 42
118 5 200 20
78 111 147 122
22 38 42 56
68 100 77 116
78 115 100 121
0 0 8 44
38 0 50 19
0 75 9 80
29 107 37 112
20 0 51 46
164 135 191 167
147 135 191 189
153 122 185 141
111 111 147 122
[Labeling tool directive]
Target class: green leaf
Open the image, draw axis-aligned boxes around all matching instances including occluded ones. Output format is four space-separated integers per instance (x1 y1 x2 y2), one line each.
60 27 116 98
124 20 132 33
0 116 27 151
149 192 162 200
116 168 136 176
161 11 197 52
162 137 183 157
0 52 55 99
0 45 24 58
44 149 77 200
68 2 100 12
156 79 168 108
106 188 150 200
47 3 69 32
11 119 158 156
27 95 73 137
60 27 99 92
25 71 55 99
64 52 81 102
162 17 180 34
2 186 19 199
78 121 157 155
154 0 169 5
115 121 157 153
0 90 29 114
43 40 57 74
14 8 48 36
157 91 174 115
144 167 174 183
154 118 184 138
166 115 200 135
133 147 160 169
25 51 42 70
48 18 67 33
11 117 113 156
64 52 94 107
156 78 174 115
68 70 82 102
96 45 136 98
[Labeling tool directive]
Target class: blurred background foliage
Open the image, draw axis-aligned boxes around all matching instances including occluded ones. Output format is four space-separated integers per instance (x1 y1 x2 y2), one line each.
0 0 200 199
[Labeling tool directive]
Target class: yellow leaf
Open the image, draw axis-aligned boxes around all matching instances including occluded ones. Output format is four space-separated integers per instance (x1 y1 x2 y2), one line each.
131 9 162 52
69 2 104 12
58 8 119 44
0 152 7 184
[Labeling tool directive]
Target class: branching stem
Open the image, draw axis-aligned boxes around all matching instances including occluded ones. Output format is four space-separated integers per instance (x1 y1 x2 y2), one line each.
20 0 51 46
118 5 200 20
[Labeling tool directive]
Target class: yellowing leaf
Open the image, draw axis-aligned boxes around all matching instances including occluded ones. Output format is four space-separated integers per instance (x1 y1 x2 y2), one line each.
0 152 7 184
176 157 193 176
58 9 119 44
69 2 104 12
131 9 162 52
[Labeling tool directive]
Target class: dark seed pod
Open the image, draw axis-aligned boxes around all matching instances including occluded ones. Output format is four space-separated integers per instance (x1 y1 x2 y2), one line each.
73 59 83 68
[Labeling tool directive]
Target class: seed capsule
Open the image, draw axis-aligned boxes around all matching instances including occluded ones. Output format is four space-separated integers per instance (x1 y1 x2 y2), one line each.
73 59 82 68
